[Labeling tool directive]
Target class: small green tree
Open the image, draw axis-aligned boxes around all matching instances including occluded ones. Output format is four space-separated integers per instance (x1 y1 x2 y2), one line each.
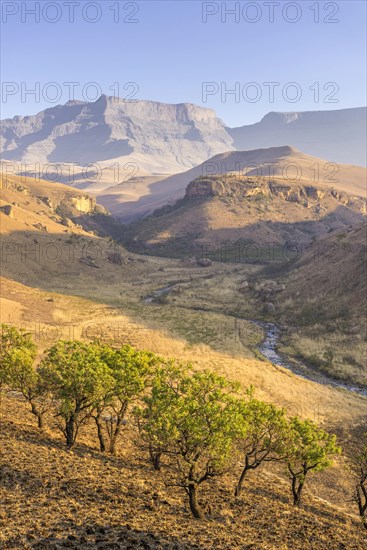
40 341 114 447
137 367 244 519
0 324 49 428
286 417 341 507
235 397 289 497
93 345 158 454
1 324 36 387
134 361 186 471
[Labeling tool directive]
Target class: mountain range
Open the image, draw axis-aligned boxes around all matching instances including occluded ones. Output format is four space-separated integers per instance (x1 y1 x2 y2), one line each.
0 95 233 174
1 99 366 177
1 98 366 223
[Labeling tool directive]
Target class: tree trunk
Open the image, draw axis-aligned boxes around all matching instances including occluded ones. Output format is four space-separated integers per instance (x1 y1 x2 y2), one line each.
188 483 205 519
292 478 304 507
356 483 367 529
65 416 76 448
94 416 106 452
149 445 161 471
30 401 44 430
109 434 118 455
235 454 261 497
108 417 124 455
235 465 249 497
37 412 44 429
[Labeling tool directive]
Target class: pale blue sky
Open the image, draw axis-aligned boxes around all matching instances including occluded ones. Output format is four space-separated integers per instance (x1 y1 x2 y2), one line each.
1 0 366 126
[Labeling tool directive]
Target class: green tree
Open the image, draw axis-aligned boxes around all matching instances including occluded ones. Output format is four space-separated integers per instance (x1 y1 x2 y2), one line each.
134 361 185 471
93 344 158 454
286 417 341 506
1 324 36 387
0 324 49 428
136 367 244 519
235 397 289 497
40 340 114 448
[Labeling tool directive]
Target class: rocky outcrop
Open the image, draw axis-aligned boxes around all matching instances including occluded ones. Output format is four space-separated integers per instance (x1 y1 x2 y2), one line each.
38 196 54 208
70 196 96 214
196 258 213 267
181 257 213 267
185 176 367 213
0 204 14 217
56 194 98 217
33 223 48 232
107 252 127 266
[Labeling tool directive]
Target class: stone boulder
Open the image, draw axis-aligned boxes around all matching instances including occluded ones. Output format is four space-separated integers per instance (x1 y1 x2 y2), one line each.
33 223 48 232
196 258 212 267
0 204 14 217
107 252 127 266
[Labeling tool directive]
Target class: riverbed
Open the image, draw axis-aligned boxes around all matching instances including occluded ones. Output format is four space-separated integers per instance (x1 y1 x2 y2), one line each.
143 285 367 398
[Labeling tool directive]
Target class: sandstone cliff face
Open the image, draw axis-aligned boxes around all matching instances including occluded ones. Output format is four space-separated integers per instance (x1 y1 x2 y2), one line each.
185 176 367 213
70 195 96 214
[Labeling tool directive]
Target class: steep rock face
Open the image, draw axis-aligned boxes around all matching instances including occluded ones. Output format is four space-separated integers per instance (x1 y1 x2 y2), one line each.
69 196 96 214
0 96 234 173
185 176 367 213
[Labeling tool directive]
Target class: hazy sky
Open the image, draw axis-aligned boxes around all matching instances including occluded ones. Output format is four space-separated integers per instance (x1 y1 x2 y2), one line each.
1 0 366 125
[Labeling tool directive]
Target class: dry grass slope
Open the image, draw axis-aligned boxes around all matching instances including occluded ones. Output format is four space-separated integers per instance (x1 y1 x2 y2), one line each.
1 395 366 549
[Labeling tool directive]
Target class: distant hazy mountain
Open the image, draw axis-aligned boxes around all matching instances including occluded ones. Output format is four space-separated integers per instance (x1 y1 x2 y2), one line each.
2 100 365 179
228 107 367 166
0 95 234 174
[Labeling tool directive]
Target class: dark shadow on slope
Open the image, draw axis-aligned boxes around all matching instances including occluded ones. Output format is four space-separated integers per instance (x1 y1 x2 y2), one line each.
121 203 365 261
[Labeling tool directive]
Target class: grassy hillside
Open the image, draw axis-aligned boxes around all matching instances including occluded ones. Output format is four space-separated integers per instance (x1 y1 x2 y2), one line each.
1 388 366 549
123 174 366 258
268 224 367 385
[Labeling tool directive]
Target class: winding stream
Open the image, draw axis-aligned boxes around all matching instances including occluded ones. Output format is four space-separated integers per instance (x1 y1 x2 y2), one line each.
254 321 367 398
143 285 175 304
143 286 367 398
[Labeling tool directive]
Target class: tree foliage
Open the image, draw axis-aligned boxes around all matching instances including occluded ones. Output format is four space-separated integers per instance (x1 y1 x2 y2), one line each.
1 324 37 386
136 366 244 519
234 396 290 496
1 326 356 524
92 344 160 454
286 417 341 506
0 324 49 428
39 340 114 447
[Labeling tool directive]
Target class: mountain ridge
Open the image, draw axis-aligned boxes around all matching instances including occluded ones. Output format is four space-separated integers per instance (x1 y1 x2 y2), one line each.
228 107 367 166
1 100 366 177
0 96 234 173
97 146 367 222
